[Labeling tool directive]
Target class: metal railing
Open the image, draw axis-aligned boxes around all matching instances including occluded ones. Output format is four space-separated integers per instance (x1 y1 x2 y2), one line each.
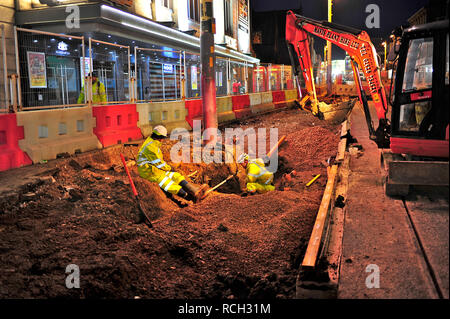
134 47 183 102
14 27 86 110
0 25 9 113
6 25 297 111
88 38 130 105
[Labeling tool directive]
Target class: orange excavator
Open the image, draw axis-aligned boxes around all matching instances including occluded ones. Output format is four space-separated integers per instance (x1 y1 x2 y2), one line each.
286 11 449 195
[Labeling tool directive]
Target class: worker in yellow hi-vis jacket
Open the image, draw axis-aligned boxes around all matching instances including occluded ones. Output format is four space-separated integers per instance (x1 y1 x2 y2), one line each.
77 71 107 104
238 153 275 194
137 125 208 202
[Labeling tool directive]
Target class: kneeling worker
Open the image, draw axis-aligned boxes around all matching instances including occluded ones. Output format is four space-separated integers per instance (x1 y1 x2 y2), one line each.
137 125 208 202
238 153 275 194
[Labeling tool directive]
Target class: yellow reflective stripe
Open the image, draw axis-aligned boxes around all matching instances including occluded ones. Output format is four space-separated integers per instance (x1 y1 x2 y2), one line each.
159 176 169 187
165 171 175 178
164 180 174 192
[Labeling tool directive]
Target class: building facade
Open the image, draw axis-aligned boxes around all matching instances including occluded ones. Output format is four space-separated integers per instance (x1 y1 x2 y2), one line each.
2 0 261 109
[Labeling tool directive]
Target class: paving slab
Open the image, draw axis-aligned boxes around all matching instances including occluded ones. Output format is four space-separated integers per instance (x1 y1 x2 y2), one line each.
338 103 439 299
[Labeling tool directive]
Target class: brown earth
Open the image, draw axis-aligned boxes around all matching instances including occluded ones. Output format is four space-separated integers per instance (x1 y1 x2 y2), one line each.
0 107 341 299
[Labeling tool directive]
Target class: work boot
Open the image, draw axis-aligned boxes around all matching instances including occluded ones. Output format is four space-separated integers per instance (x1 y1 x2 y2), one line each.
180 180 209 202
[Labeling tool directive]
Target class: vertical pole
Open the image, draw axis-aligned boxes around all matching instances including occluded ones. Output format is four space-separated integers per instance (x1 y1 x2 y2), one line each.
226 58 230 95
326 0 333 95
200 0 217 144
81 36 86 104
179 50 182 100
14 27 22 110
128 46 131 102
162 64 165 101
134 46 138 101
1 25 9 110
88 38 93 106
182 51 186 100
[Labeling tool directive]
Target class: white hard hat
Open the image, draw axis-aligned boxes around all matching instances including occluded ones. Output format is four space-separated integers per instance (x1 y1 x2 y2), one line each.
237 153 249 163
153 125 167 137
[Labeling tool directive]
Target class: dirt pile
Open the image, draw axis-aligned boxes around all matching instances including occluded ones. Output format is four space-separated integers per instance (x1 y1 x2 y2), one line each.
0 107 341 298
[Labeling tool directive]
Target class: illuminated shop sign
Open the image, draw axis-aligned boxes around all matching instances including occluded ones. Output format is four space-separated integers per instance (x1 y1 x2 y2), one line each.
163 64 173 73
55 41 70 56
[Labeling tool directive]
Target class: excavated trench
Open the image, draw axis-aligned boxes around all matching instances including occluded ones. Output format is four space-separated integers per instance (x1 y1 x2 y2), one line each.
0 107 342 298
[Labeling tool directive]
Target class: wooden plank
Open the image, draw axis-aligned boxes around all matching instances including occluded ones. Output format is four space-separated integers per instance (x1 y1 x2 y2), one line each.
302 164 339 268
340 120 349 137
335 138 347 163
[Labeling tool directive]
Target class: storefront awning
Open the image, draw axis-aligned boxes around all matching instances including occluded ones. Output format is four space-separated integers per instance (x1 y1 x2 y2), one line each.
15 3 260 66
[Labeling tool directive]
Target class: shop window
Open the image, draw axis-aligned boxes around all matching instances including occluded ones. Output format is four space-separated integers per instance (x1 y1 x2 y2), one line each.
77 120 84 132
106 116 111 127
39 125 48 139
174 110 180 119
58 123 67 135
149 112 153 122
162 111 168 121
117 115 123 126
188 0 200 23
162 0 173 9
224 0 233 37
128 113 133 125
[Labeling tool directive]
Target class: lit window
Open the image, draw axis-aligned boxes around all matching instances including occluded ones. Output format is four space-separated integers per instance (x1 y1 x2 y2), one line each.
224 0 233 37
188 0 200 23
162 0 173 9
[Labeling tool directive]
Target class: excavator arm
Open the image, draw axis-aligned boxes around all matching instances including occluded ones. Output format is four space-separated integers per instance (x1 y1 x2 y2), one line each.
286 11 391 148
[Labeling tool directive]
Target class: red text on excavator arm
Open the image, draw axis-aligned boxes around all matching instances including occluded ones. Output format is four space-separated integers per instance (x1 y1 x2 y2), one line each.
286 11 390 148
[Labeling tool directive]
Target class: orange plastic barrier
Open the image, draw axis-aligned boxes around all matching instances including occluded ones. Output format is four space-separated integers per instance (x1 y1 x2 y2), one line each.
0 114 32 171
185 99 203 129
272 91 287 109
232 94 252 119
93 104 143 147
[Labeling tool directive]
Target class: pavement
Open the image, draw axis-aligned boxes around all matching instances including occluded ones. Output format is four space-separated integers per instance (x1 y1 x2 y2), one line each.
337 102 449 299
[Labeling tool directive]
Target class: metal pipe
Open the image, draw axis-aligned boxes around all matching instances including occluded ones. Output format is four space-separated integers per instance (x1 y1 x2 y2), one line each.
134 46 137 101
182 50 186 100
200 0 218 145
61 65 65 105
327 0 333 95
15 27 84 40
162 64 165 101
13 27 22 110
88 37 93 105
128 46 131 102
1 25 9 111
81 36 86 104
65 65 69 106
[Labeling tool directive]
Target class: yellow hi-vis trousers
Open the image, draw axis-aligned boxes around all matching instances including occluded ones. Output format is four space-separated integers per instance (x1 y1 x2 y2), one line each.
141 169 185 195
246 159 275 194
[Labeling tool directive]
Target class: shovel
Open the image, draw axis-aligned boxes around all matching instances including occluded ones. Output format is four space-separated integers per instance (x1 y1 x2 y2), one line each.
200 174 234 200
120 154 153 228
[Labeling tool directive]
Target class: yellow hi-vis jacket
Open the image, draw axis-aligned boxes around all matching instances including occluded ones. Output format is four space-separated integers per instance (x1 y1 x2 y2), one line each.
246 158 275 193
137 136 185 195
77 80 107 104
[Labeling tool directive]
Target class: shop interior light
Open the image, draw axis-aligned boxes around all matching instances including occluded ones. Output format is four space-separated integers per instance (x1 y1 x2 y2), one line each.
101 5 258 64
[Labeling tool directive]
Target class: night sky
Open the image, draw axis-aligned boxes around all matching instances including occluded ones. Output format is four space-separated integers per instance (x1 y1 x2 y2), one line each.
251 0 431 59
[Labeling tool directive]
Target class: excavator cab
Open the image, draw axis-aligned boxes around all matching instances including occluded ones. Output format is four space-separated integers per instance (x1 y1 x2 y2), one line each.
389 20 449 158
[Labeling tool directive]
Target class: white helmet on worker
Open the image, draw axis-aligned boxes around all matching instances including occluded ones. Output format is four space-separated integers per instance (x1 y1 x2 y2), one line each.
152 125 168 137
237 153 249 163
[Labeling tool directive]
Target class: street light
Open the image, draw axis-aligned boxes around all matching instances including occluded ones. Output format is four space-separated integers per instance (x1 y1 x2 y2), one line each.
326 0 333 94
